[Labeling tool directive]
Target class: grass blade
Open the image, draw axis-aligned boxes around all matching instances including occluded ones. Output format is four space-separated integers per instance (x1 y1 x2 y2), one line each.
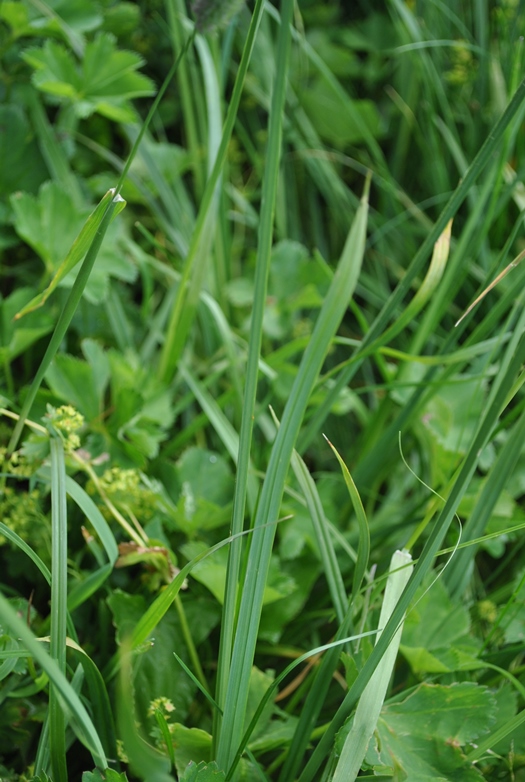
158 0 266 382
299 74 525 451
0 595 107 768
214 0 296 752
445 403 525 596
13 189 126 320
331 550 413 782
216 171 370 770
7 191 124 456
48 434 68 782
291 446 348 623
324 436 370 602
225 630 379 782
298 322 525 782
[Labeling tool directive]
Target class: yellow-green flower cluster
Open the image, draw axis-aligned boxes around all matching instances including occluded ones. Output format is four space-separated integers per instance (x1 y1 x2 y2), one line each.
147 696 176 718
44 405 85 452
96 467 157 520
477 599 498 624
116 739 129 764
0 487 47 550
148 697 177 751
0 447 35 478
445 41 476 87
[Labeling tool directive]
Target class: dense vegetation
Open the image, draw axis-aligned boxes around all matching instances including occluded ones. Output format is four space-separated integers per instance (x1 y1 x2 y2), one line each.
2 1 525 780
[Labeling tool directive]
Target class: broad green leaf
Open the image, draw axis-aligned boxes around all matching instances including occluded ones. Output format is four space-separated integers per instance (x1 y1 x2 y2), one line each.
172 725 212 778
107 349 174 463
174 494 231 535
102 2 140 37
299 81 381 147
82 770 129 782
30 0 103 35
0 288 54 363
400 578 481 675
366 682 497 780
0 105 47 195
181 542 295 606
46 354 102 421
107 590 195 720
5 0 102 46
176 447 234 508
179 761 226 782
488 683 524 755
11 181 87 275
11 185 128 318
401 578 471 645
22 33 155 122
0 2 32 39
419 373 487 457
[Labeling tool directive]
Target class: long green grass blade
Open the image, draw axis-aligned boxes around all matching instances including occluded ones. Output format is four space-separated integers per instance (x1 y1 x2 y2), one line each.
225 630 379 782
324 436 370 602
131 526 276 651
298 323 525 782
445 405 525 596
214 0 295 753
300 74 525 451
467 708 525 762
158 0 265 382
66 638 118 762
216 172 370 770
331 550 413 782
13 189 125 320
7 191 124 456
65 474 118 565
277 600 359 782
0 521 52 584
0 595 107 768
290 444 348 623
67 563 113 612
48 434 68 782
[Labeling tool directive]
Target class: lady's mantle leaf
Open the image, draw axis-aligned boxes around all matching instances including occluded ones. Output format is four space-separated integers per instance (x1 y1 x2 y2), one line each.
22 33 155 121
365 682 497 780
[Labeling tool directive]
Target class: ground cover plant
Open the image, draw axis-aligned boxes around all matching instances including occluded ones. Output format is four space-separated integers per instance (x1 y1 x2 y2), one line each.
2 0 525 780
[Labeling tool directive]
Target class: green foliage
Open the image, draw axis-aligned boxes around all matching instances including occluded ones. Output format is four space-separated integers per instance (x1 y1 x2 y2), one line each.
365 682 496 780
179 761 226 782
22 33 155 122
191 0 244 35
2 0 525 780
0 106 48 197
82 769 129 782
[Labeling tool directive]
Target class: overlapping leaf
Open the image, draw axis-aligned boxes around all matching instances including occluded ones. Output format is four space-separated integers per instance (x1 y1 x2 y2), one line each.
22 33 155 121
